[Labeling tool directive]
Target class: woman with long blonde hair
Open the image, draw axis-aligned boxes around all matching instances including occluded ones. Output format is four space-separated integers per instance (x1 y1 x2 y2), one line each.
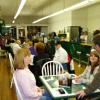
14 47 52 100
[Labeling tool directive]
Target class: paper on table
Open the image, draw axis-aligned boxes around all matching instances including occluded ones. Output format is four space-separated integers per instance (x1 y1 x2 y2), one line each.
72 80 80 84
95 89 100 92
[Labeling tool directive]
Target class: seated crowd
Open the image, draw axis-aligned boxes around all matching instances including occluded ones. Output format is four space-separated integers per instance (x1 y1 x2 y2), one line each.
5 37 74 99
2 30 100 100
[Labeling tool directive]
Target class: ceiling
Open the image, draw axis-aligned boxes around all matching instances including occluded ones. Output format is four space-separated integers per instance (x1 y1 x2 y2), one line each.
0 0 81 24
0 0 99 25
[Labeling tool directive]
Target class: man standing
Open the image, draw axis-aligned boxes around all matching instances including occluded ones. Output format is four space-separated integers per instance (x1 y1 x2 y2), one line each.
77 34 100 100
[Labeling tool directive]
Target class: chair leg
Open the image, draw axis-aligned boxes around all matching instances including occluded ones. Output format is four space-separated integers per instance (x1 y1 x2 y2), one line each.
10 78 14 88
77 51 81 67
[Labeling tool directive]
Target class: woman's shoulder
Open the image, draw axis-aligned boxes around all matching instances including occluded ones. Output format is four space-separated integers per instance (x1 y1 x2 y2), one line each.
15 68 28 75
95 65 100 70
85 65 91 71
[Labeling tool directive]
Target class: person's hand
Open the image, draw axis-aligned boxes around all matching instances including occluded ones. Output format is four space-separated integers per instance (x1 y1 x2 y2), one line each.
36 87 42 96
37 92 42 96
74 77 81 83
37 87 45 94
40 88 45 94
37 87 42 92
76 90 86 99
75 78 81 83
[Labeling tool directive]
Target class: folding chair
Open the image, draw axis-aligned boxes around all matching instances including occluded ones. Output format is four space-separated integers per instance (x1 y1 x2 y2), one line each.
8 53 15 88
13 73 23 100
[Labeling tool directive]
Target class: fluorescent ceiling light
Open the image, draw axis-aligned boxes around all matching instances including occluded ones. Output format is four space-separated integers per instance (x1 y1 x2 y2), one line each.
14 0 26 19
12 20 15 23
5 25 11 28
2 25 11 28
32 0 96 24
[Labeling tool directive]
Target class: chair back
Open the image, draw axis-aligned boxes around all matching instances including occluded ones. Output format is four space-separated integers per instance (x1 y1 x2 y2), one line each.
13 73 23 100
42 61 64 76
34 58 51 86
36 58 51 73
8 53 14 73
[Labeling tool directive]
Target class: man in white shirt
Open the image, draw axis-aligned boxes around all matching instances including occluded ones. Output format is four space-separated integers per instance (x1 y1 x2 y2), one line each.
53 41 68 70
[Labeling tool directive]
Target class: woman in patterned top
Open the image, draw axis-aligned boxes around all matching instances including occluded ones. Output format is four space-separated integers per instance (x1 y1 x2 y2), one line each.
75 50 100 85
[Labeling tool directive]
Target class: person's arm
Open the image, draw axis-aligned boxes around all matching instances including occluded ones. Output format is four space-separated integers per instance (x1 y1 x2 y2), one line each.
84 68 100 94
78 66 89 78
16 72 42 99
77 67 100 99
75 66 90 83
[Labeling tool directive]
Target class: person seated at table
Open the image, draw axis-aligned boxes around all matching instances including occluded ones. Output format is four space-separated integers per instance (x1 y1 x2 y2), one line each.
74 50 100 85
67 53 75 74
53 41 68 70
29 42 50 86
76 34 100 100
14 48 52 100
33 42 50 64
29 39 39 56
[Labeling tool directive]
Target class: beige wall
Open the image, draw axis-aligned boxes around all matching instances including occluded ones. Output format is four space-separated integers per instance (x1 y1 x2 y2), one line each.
48 12 72 34
41 26 48 34
6 1 100 39
87 3 100 33
48 2 100 36
71 7 88 30
72 2 100 33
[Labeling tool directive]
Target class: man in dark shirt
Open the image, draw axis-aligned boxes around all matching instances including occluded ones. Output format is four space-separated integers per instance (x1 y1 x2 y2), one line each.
77 34 100 100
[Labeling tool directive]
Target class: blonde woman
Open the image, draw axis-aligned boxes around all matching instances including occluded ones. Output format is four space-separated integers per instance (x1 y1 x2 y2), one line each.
14 48 52 100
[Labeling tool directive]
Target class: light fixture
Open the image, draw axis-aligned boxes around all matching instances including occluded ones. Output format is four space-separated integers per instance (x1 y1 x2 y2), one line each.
12 20 15 24
14 0 26 19
5 25 11 28
12 0 26 23
2 25 11 28
32 0 97 24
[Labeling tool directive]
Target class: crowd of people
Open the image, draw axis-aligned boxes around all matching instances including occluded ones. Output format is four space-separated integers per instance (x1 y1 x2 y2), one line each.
76 31 100 100
0 29 100 100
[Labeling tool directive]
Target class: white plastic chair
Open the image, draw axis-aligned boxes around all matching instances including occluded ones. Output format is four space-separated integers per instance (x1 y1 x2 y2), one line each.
42 61 64 76
8 53 14 73
8 53 15 88
13 74 23 100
